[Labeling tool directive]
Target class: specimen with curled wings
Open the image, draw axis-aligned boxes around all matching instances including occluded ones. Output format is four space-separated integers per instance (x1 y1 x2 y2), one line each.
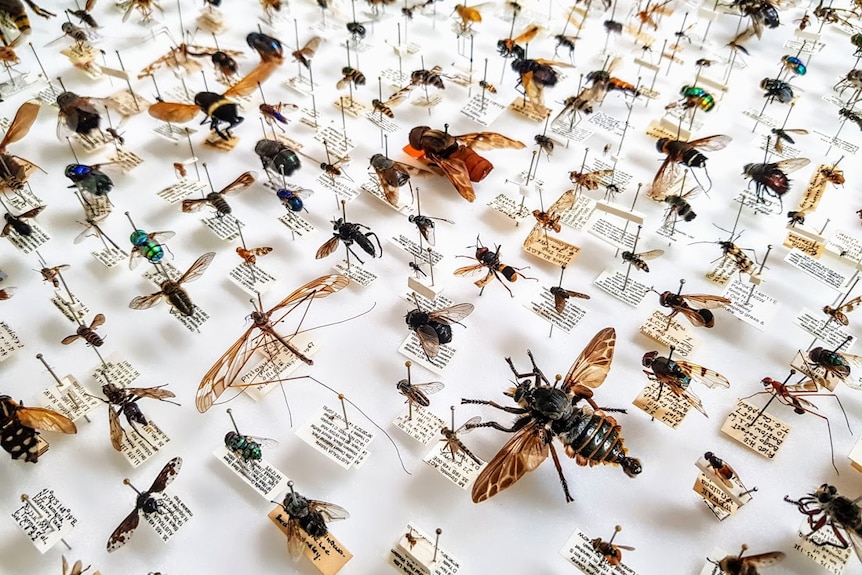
405 126 525 202
0 99 41 191
463 327 642 503
196 274 351 413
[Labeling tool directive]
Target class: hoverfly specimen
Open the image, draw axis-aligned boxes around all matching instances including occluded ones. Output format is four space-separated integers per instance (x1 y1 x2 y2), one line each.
2 205 45 237
454 236 534 297
236 246 273 266
742 158 811 209
406 126 525 202
129 252 215 317
404 296 474 359
273 481 349 558
291 36 321 69
224 408 277 462
554 58 638 123
462 329 641 503
95 381 178 451
531 189 575 233
0 99 41 191
397 375 444 408
641 349 730 417
0 395 76 463
107 456 182 552
196 275 350 413
496 24 542 60
315 218 382 264
709 545 785 575
647 134 732 200
337 66 366 89
785 484 862 562
621 249 664 272
823 295 862 326
652 287 731 328
591 525 635 566
61 313 105 347
181 171 257 217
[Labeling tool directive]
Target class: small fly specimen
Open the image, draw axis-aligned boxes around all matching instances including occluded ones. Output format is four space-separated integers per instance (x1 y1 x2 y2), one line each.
710 545 784 575
0 395 76 462
454 236 534 297
60 556 100 575
273 481 349 558
652 286 731 328
785 484 862 562
641 348 730 417
404 296 474 359
107 456 181 552
462 328 642 503
196 275 350 413
129 252 215 317
181 171 257 217
591 525 635 566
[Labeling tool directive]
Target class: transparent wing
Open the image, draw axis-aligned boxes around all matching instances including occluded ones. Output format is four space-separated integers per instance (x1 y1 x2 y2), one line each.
129 292 166 310
774 157 811 173
687 134 732 151
674 361 730 388
178 252 216 284
428 302 475 323
309 500 350 522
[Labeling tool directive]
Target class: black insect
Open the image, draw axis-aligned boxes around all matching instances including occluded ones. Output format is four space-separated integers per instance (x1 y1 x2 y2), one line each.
404 297 474 359
273 481 349 557
760 78 793 103
255 139 301 177
181 171 256 217
65 163 113 197
315 218 382 264
785 484 862 562
61 313 106 347
0 395 76 463
408 214 452 246
454 236 534 297
129 252 215 317
396 377 444 408
224 408 277 462
3 205 45 236
107 457 182 552
96 382 179 451
742 158 811 207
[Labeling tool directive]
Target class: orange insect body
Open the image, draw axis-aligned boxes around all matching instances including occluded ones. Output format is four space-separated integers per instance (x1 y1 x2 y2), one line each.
448 146 493 182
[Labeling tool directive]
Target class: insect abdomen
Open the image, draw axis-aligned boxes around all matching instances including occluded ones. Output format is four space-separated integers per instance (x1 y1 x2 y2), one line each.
449 147 493 182
560 411 641 477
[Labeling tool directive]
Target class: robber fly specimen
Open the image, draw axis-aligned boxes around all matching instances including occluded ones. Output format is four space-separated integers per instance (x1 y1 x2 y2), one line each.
785 484 862 562
440 412 483 466
462 328 641 503
641 348 730 417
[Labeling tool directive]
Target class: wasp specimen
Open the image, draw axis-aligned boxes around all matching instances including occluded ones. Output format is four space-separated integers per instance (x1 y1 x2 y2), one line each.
3 205 45 237
337 66 366 89
806 346 862 390
128 228 174 269
370 154 421 206
710 545 785 575
760 78 793 103
796 12 811 30
0 99 41 191
641 349 730 416
247 32 284 63
315 218 381 264
107 457 181 552
291 36 321 69
549 286 590 313
621 249 664 272
496 24 542 59
512 57 571 112
454 236 533 297
255 139 301 177
770 127 808 153
703 451 747 491
408 214 452 246
119 0 163 22
591 526 634 566
96 382 178 451
181 171 256 217
635 0 673 30
0 0 55 46
653 288 731 328
236 246 273 266
785 484 862 561
196 275 349 413
387 66 447 106
813 1 856 27
405 297 474 359
531 189 575 234
453 3 483 32
463 329 641 503
397 376 444 408
66 0 97 27
274 481 349 558
260 102 298 131
406 126 525 202
0 395 76 463
742 158 810 208
225 409 277 462
647 134 731 200
149 92 243 140
440 414 483 466
61 313 106 347
129 251 215 317
65 163 113 197
38 261 69 289
276 185 313 212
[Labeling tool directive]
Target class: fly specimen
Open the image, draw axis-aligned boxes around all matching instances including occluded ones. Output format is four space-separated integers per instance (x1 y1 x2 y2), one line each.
181 171 257 217
0 99 41 191
404 296 474 359
785 484 862 562
95 381 179 451
129 252 215 317
272 481 349 558
641 348 730 417
647 134 731 200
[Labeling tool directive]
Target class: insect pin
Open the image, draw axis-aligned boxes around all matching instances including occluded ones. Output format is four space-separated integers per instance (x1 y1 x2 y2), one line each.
405 295 474 359
224 409 277 462
709 545 785 575
591 525 635 566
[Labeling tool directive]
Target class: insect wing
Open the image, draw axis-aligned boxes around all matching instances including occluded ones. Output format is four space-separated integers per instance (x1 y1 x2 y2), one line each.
773 157 811 174
455 415 482 435
108 406 124 450
315 236 341 259
680 294 732 309
648 157 680 200
0 101 40 150
15 407 77 434
149 457 183 493
177 252 215 285
454 132 526 151
687 134 732 151
428 302 475 324
129 292 167 310
453 263 486 276
148 101 201 124
738 551 786 569
563 327 616 390
106 507 141 552
218 171 258 196
181 198 209 212
247 435 280 449
309 499 350 522
636 249 664 260
286 517 306 557
126 386 177 401
548 189 575 214
224 61 281 97
512 24 543 44
551 288 567 313
674 361 730 388
472 421 549 503
433 154 476 202
299 36 322 58
414 381 446 395
415 323 441 358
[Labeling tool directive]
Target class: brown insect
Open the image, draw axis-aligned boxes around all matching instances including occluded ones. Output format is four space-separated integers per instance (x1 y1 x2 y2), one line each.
66 0 98 28
129 252 215 317
291 36 321 70
137 44 244 79
236 246 273 266
440 415 483 466
119 0 163 22
61 556 100 575
653 288 731 328
591 526 635 566
406 126 525 202
512 57 571 112
61 313 106 347
454 3 484 31
261 0 284 20
531 189 575 234
0 99 40 191
703 451 743 490
641 349 730 416
710 545 785 575
181 171 257 217
39 264 70 288
371 96 399 118
648 135 731 200
549 286 590 313
823 295 862 326
636 0 673 30
0 287 15 300
569 168 613 192
369 153 422 206
496 24 542 59
260 102 298 131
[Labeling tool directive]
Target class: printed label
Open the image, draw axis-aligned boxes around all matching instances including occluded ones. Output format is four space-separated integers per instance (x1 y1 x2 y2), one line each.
423 437 484 490
214 445 289 500
394 407 447 446
559 528 639 575
296 405 375 469
594 269 650 307
143 491 192 542
525 287 587 333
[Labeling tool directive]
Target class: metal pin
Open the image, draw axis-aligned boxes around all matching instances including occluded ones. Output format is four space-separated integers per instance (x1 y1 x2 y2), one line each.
745 245 772 305
622 225 642 292
405 361 413 420
432 528 442 562
227 408 241 434
749 369 795 427
427 248 436 286
37 353 89 422
338 393 351 439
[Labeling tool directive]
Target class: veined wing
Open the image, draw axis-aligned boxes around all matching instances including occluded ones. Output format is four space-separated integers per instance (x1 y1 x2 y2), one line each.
563 327 615 390
675 361 730 388
471 420 549 503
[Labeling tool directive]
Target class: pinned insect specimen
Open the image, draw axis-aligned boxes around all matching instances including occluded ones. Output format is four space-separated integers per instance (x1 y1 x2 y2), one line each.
260 102 298 131
404 296 474 359
196 275 350 413
652 286 731 328
805 345 862 390
181 171 256 217
247 32 284 63
291 36 321 69
56 92 123 139
137 43 244 79
770 127 808 153
823 295 862 326
667 85 715 114
0 99 41 191
237 246 273 266
315 218 382 264
440 411 482 466
531 189 574 233
648 134 731 199
337 66 366 89
760 78 793 103
107 457 181 552
397 373 444 409
119 0 163 22
555 59 638 122
591 526 634 566
255 139 301 177
276 185 313 212
710 545 784 575
406 126 524 202
66 0 97 28
0 395 76 463
61 313 105 347
65 163 114 197
511 57 571 112
462 329 641 503
408 214 452 247
129 252 215 317
60 556 99 575
149 92 243 141
548 285 590 314
497 24 542 60
641 349 730 417
274 481 349 558
2 205 45 237
785 484 862 562
95 381 178 451
128 227 175 269
569 169 613 193
454 236 533 297
742 158 811 208
454 3 483 32
727 0 780 47
0 0 56 47
621 249 663 272
225 409 277 462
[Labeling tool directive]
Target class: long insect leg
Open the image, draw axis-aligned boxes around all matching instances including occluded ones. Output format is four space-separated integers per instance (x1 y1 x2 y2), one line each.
549 441 574 503
461 398 529 414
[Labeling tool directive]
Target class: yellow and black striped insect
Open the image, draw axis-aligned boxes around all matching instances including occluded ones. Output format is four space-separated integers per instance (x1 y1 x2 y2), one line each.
0 0 55 46
337 67 366 89
621 249 664 272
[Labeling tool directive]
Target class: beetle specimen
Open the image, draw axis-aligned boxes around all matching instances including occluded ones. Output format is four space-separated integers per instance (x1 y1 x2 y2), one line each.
591 525 634 566
404 296 474 359
316 218 382 264
454 236 533 297
273 481 349 558
96 382 178 451
641 349 730 417
107 456 181 552
181 171 256 217
785 484 862 561
648 134 731 199
462 328 642 503
196 275 350 413
0 395 76 463
0 99 41 191
129 252 215 317
710 545 784 575
224 408 277 462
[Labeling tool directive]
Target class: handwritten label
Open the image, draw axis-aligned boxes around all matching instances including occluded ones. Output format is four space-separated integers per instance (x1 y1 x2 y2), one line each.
332 260 377 287
459 94 506 127
74 130 114 153
587 218 638 250
722 279 779 331
814 130 859 155
158 179 205 204
92 246 128 268
11 489 77 553
296 405 374 469
240 334 317 401
109 149 144 172
560 528 639 575
51 294 89 323
399 332 456 375
201 213 243 241
785 249 849 290
794 308 857 350
390 235 444 266
794 522 851 574
508 98 549 122
638 310 697 357
390 523 460 575
525 287 587 333
593 269 650 307
119 420 171 468
40 375 100 422
522 228 580 267
423 437 484 490
705 255 737 286
394 406 446 446
692 474 738 520
269 507 353 575
0 321 23 361
6 221 50 254
279 211 317 237
721 400 790 459
228 263 276 297
826 230 862 260
632 381 692 428
143 491 192 542
487 194 532 221
214 445 289 500
784 231 825 258
551 119 595 143
92 356 141 387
